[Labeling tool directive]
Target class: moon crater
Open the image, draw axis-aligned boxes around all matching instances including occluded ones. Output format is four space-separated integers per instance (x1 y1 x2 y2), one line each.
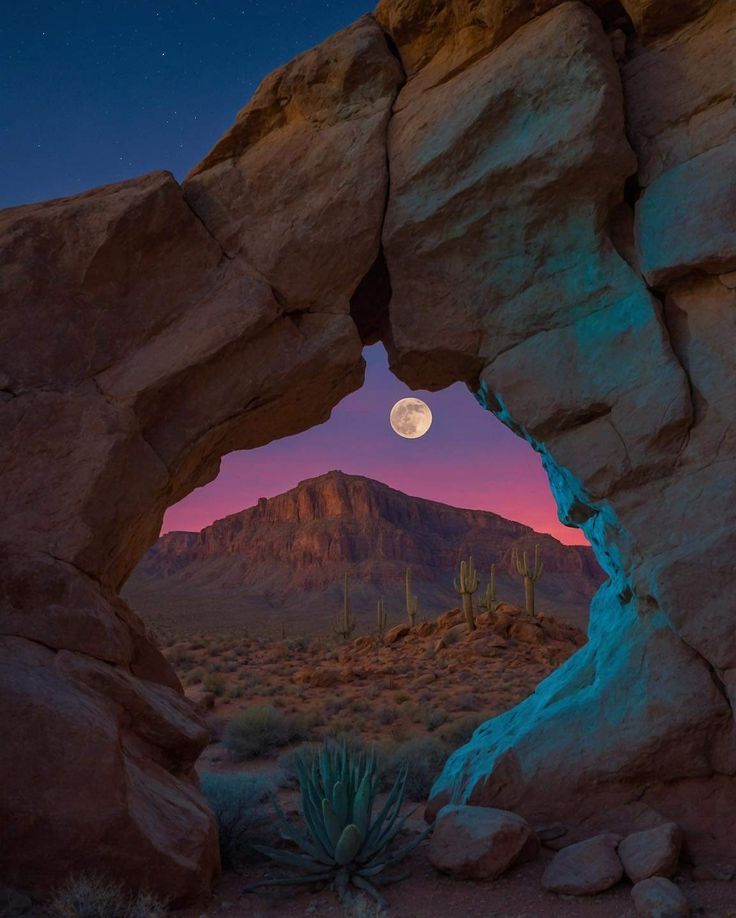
390 398 433 439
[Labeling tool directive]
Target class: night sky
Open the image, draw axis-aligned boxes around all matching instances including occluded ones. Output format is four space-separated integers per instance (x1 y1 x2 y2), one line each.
3 1 586 545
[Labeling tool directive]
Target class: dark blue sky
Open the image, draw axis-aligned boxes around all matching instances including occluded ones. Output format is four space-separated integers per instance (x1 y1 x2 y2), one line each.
2 1 370 208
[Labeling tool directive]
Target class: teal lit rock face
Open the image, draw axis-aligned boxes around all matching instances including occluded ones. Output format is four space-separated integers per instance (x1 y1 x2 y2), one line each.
637 144 736 286
383 0 736 863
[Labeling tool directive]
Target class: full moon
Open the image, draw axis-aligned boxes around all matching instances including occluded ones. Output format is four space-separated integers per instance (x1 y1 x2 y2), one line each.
389 398 433 439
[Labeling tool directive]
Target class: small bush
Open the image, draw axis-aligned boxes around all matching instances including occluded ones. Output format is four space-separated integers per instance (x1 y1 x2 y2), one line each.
438 713 487 748
223 705 309 761
422 706 448 732
50 874 166 917
203 673 227 696
385 736 448 801
200 772 272 868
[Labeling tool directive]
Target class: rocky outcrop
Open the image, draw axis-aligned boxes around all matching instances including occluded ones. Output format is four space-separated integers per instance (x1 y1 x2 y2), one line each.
0 18 400 903
1 0 733 903
126 470 603 630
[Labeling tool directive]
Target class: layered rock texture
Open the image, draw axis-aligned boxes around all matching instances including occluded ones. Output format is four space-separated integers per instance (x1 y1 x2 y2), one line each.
126 470 602 632
1 0 734 902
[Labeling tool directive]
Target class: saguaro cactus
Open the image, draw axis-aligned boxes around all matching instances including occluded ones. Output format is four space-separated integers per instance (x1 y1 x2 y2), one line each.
405 567 418 626
483 563 497 614
512 544 544 617
454 556 480 632
335 572 356 639
376 598 388 638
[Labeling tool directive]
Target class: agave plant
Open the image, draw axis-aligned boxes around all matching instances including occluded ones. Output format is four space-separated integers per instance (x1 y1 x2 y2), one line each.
246 740 430 908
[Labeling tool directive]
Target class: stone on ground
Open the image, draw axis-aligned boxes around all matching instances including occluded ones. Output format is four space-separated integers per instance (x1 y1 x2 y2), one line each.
542 833 623 895
631 876 690 917
428 804 539 880
619 822 682 882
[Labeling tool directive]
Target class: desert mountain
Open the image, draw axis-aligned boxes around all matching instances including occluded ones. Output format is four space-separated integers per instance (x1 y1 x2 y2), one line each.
124 470 604 635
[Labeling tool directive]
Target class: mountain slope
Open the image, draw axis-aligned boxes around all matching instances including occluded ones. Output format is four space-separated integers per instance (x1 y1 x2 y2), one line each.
124 470 605 635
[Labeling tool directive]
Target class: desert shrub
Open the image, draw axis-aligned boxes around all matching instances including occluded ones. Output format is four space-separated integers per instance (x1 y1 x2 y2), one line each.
202 673 227 696
324 717 356 738
165 647 193 670
453 691 481 711
200 772 272 868
50 874 166 917
223 705 310 761
393 690 411 704
182 667 204 687
422 706 448 732
205 714 227 743
228 683 245 700
384 736 448 801
376 704 397 725
439 713 487 748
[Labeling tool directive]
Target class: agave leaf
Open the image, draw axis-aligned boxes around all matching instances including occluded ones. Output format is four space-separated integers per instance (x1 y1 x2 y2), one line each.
272 800 335 866
365 767 407 849
360 805 417 864
251 844 328 874
322 797 343 848
376 823 432 869
334 823 363 866
371 805 417 853
319 746 332 797
301 785 333 857
243 871 335 891
352 771 373 841
332 780 348 826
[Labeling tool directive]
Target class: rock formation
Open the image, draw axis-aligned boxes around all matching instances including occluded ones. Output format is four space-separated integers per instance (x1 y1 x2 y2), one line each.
1 0 734 902
126 470 602 631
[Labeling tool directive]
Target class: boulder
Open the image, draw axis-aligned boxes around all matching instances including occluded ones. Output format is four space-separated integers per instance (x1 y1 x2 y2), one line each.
509 621 545 645
631 877 689 917
185 688 216 714
619 822 682 883
542 833 623 895
385 624 411 644
428 805 539 880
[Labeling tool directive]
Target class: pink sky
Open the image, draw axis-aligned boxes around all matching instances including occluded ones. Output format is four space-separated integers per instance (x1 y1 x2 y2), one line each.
163 345 589 546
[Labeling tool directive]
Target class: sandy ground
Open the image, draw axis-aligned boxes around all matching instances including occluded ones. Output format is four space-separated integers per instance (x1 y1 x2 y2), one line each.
173 844 736 918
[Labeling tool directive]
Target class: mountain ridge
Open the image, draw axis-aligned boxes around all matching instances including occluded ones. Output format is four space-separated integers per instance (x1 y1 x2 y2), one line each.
124 470 605 634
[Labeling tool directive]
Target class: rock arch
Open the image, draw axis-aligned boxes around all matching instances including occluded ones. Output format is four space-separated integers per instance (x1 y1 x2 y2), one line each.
1 0 734 903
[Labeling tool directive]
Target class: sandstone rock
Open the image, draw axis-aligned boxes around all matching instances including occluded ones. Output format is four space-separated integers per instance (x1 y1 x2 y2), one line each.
621 0 714 41
509 621 545 645
439 623 467 647
428 805 538 880
623 0 735 186
385 624 411 644
542 833 623 895
0 637 218 902
184 16 403 314
185 688 216 714
637 143 736 285
631 877 689 917
619 822 682 882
